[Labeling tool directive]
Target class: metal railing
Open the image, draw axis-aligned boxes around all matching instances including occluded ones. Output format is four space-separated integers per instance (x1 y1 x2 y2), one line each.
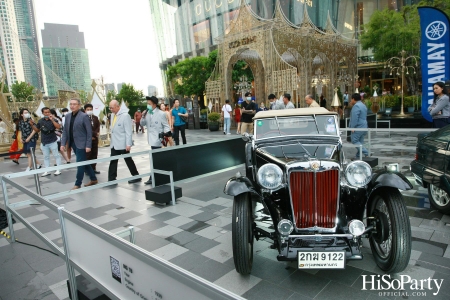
1 149 241 300
340 127 437 160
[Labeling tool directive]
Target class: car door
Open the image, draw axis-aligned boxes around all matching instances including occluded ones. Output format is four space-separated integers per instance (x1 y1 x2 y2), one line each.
421 128 450 188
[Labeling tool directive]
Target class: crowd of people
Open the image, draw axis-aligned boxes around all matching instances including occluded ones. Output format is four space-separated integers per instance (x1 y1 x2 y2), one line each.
5 96 190 190
5 81 449 188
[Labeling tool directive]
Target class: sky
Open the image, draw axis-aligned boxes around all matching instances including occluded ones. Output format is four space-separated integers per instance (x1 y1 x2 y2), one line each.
35 0 163 96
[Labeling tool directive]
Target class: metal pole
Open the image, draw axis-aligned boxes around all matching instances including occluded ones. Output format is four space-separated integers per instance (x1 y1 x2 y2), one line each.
129 226 135 244
368 129 371 155
359 145 362 161
30 147 42 196
1 178 15 242
400 62 405 115
57 207 79 300
149 150 155 189
170 171 175 206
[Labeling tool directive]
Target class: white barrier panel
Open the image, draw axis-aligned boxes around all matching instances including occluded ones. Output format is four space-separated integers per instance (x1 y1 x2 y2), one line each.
61 209 243 300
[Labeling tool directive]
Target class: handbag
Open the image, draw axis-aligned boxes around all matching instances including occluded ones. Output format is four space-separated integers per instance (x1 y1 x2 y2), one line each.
180 115 188 123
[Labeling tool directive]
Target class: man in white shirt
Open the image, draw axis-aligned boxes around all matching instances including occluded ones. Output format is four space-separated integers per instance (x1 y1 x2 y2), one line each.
222 99 232 135
275 93 295 109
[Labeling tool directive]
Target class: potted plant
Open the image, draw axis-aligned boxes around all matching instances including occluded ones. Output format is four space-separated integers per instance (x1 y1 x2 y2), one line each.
207 112 221 131
403 96 415 113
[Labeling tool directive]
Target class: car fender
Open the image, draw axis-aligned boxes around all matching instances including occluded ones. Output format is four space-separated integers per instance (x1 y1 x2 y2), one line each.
367 170 412 199
223 176 259 197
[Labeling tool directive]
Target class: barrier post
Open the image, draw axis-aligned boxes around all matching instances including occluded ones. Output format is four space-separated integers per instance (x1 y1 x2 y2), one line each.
170 171 175 205
149 149 155 188
58 207 79 300
30 147 42 196
1 178 15 242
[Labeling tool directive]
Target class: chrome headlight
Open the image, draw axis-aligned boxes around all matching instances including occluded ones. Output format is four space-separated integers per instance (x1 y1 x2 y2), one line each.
345 161 372 187
257 163 283 189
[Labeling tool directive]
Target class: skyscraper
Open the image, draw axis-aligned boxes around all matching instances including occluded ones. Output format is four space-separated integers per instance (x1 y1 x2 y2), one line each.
117 82 125 93
147 85 157 96
13 0 44 91
0 0 25 85
105 83 115 93
41 23 91 96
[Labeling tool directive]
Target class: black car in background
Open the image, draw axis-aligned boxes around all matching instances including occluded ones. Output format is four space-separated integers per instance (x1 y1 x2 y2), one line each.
411 125 450 214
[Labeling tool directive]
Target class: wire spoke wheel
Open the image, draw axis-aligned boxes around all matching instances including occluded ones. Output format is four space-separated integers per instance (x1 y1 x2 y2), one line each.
368 187 411 273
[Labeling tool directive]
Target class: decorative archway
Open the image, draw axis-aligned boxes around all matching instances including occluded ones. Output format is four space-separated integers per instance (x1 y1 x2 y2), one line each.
206 0 357 110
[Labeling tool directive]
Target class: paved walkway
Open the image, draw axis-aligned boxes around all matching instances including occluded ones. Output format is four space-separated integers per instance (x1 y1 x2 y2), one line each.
1 128 449 300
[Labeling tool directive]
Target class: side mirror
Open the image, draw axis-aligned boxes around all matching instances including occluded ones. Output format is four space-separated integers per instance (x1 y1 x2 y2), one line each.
242 132 252 142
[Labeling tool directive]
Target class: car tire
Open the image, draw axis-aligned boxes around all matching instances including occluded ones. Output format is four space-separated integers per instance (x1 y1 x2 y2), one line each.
368 187 411 274
428 184 450 214
232 192 254 275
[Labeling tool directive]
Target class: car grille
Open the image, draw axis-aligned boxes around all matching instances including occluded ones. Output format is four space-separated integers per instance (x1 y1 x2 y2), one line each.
289 170 339 229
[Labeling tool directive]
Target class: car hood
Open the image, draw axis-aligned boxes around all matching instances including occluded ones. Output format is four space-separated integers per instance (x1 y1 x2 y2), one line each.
255 136 341 164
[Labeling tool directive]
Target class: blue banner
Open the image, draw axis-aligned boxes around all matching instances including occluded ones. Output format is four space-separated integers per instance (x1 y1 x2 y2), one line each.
418 7 450 122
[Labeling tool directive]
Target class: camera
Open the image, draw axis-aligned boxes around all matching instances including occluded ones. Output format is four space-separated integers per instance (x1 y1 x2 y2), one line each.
158 131 172 139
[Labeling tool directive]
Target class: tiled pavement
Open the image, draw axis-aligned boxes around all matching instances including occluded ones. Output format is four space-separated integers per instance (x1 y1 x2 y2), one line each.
1 129 450 300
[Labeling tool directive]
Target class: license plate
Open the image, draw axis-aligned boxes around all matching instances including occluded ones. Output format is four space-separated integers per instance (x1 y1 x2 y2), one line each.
298 251 345 269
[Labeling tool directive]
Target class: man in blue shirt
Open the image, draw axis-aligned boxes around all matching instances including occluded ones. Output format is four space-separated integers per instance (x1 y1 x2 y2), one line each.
171 99 188 145
349 93 369 159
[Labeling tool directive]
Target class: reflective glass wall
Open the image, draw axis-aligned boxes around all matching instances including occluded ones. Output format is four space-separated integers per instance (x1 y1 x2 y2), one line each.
150 0 425 64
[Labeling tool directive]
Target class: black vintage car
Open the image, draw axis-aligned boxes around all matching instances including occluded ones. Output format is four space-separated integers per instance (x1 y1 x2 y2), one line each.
411 125 450 214
224 108 412 274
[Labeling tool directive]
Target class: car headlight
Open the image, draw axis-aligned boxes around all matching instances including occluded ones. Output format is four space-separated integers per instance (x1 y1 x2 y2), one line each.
345 161 372 187
257 163 283 189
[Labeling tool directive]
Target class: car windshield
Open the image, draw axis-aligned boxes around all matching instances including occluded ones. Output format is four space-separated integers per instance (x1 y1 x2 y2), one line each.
254 115 338 140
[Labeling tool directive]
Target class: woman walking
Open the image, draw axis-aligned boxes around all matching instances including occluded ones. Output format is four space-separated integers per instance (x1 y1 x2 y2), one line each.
159 103 174 146
18 108 41 171
9 118 21 164
428 81 450 128
234 104 241 134
51 109 70 163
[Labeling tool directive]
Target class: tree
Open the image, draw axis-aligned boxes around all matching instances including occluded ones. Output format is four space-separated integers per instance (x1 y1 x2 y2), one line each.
11 81 35 102
77 90 89 105
106 90 117 106
358 1 450 95
116 83 144 106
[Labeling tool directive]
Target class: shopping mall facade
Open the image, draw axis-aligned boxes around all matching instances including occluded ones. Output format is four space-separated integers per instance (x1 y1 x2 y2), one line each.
149 0 422 100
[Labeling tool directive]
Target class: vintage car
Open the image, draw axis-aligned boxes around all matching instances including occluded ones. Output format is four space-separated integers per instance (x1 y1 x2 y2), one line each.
410 125 450 214
224 108 412 274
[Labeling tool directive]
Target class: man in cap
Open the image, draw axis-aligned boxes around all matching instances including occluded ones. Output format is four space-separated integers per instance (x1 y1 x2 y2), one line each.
140 96 170 184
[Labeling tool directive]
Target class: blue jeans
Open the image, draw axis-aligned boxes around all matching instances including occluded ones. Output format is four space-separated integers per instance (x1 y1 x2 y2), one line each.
351 131 369 158
224 117 231 134
41 141 61 168
73 144 96 187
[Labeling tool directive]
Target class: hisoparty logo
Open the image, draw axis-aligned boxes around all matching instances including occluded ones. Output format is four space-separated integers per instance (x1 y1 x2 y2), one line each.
361 275 443 297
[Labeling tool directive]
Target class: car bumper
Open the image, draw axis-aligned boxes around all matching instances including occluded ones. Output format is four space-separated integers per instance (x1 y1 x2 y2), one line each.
276 234 363 262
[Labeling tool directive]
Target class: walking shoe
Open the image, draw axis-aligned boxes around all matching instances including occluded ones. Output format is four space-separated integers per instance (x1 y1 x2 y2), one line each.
37 164 42 169
144 179 152 185
227 133 231 135
41 172 50 177
12 160 19 164
71 186 80 190
94 170 101 174
25 167 31 172
54 170 61 176
128 178 142 184
223 131 226 135
84 180 98 187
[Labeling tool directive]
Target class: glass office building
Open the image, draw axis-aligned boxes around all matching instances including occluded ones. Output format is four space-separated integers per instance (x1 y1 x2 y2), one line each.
149 0 423 96
41 24 91 97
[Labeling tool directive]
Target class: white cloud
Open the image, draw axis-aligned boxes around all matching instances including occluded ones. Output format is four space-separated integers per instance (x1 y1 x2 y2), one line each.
35 0 163 96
